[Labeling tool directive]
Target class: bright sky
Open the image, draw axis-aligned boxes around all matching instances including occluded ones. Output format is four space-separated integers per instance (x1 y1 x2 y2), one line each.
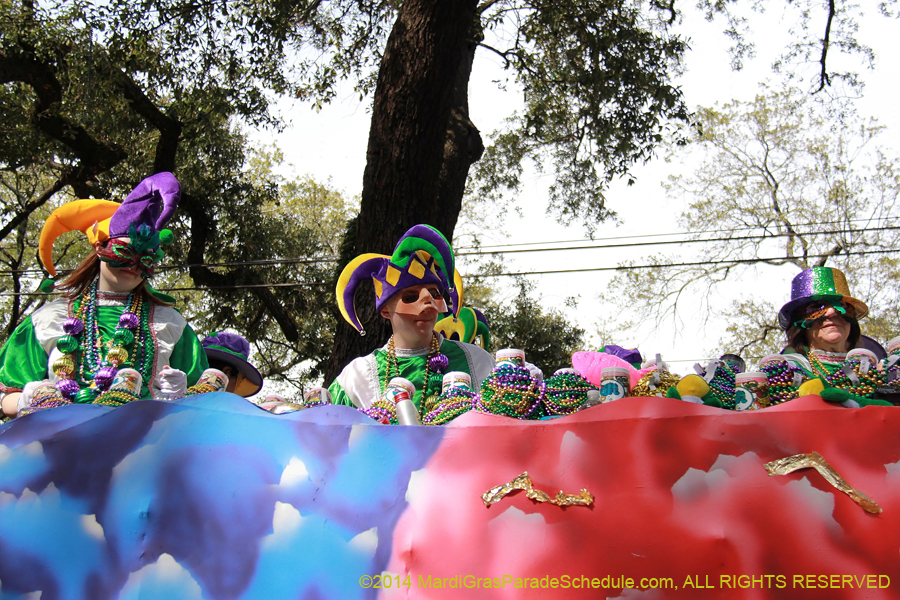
261 5 898 376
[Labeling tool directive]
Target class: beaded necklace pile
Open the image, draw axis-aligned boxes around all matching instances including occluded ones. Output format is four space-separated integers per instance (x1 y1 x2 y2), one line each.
478 362 547 419
376 333 448 420
52 279 154 402
760 357 800 404
363 334 450 424
808 350 879 398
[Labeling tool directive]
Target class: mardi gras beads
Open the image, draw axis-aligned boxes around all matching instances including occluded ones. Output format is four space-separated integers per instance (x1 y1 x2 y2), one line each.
54 280 153 403
93 368 143 406
760 356 800 404
699 360 738 409
423 374 478 425
19 381 71 416
542 370 595 415
422 388 477 425
826 352 881 399
381 334 447 415
362 399 398 424
423 371 466 414
631 370 681 398
52 317 85 400
478 362 545 419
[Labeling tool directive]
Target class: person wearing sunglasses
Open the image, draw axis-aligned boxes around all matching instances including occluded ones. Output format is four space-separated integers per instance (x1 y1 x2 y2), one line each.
0 173 208 417
329 224 494 414
779 266 872 381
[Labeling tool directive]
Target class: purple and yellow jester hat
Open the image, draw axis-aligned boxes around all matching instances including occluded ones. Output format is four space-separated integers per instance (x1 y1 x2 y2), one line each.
39 172 181 277
337 224 461 334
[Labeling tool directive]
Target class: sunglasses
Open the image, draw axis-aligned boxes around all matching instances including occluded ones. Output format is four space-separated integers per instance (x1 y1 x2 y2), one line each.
399 287 442 304
793 301 856 329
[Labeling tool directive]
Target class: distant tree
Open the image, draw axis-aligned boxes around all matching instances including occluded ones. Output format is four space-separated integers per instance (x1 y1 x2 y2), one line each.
0 2 360 393
162 148 355 392
606 87 900 360
470 277 585 376
2 0 890 385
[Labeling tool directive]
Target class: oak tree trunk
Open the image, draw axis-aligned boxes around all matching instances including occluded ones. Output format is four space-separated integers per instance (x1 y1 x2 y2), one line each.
323 0 482 383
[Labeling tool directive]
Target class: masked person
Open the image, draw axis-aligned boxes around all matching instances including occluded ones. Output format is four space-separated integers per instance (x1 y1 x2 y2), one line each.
329 224 494 412
0 173 208 416
779 266 869 375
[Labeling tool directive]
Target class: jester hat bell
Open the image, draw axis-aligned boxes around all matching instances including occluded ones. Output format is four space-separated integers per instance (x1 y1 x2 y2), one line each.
337 224 460 334
778 266 868 330
39 172 181 276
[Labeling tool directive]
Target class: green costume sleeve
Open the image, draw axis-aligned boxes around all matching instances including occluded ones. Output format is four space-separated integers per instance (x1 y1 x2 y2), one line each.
168 324 209 386
0 316 50 392
328 379 355 408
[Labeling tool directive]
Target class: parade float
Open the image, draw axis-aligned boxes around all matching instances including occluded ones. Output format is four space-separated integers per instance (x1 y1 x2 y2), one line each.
0 365 898 599
1 181 897 599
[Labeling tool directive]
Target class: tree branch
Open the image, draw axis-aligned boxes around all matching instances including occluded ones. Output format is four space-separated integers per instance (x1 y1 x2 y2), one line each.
106 64 183 173
815 0 836 93
0 50 126 181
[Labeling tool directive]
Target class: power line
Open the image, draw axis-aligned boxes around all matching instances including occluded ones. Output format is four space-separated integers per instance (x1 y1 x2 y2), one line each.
456 225 900 257
454 217 899 250
465 248 900 278
0 222 895 277
0 247 895 297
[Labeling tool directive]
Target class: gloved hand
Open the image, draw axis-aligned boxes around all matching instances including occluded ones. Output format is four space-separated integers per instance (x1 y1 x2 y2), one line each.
525 362 544 381
18 380 51 412
152 367 188 400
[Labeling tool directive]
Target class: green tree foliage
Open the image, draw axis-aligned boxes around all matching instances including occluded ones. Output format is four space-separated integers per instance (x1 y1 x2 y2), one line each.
606 87 900 360
161 148 355 392
2 0 892 385
470 277 585 375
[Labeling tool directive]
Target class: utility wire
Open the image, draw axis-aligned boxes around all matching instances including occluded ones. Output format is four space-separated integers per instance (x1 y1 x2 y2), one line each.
0 222 895 276
456 225 900 256
1 247 896 297
454 217 899 250
465 248 900 278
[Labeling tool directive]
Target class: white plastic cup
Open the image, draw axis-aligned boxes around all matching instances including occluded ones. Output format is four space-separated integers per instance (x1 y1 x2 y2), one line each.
110 368 143 396
495 348 526 367
600 366 630 402
441 371 472 393
383 377 415 404
554 368 580 376
886 336 900 355
734 371 769 411
847 348 878 363
303 387 333 404
582 389 602 409
196 368 229 392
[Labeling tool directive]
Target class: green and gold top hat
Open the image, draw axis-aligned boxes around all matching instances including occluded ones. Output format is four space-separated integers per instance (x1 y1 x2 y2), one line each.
778 266 868 330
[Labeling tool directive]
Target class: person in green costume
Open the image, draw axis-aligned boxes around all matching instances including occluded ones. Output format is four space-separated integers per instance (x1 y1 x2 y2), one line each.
329 224 494 412
0 173 207 417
